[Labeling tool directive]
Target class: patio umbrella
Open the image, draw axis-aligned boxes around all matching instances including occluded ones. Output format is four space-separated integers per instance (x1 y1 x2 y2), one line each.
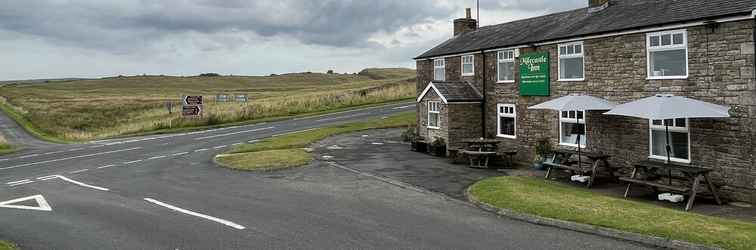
529 94 617 169
603 94 730 183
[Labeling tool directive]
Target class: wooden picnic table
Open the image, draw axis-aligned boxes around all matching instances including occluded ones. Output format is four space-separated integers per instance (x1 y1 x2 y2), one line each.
544 148 613 188
458 138 516 169
620 159 722 211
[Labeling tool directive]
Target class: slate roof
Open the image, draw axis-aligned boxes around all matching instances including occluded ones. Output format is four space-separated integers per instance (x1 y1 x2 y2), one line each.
417 81 483 103
416 0 756 59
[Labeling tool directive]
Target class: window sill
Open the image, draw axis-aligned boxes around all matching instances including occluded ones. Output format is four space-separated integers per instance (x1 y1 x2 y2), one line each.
497 134 516 139
497 80 515 83
558 142 586 149
648 155 691 164
427 126 441 130
646 76 688 80
557 78 585 82
461 73 475 77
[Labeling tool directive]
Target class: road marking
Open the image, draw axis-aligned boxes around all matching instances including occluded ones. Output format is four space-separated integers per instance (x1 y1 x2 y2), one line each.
37 175 59 181
123 160 143 165
43 151 65 155
272 128 317 137
247 140 259 143
0 159 8 162
232 143 243 146
213 145 228 150
0 147 142 171
0 195 52 211
97 164 115 169
392 105 414 109
69 169 89 174
17 154 40 159
6 179 31 185
144 198 245 230
8 180 34 187
88 145 106 149
172 152 189 156
54 175 109 191
194 149 209 152
316 115 360 122
194 126 275 140
67 148 84 152
147 155 167 160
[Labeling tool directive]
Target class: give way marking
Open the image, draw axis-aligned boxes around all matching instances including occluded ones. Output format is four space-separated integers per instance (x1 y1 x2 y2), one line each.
0 194 52 212
144 198 245 230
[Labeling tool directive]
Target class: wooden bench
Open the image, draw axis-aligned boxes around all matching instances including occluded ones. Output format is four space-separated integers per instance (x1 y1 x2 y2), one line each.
618 177 690 193
620 160 722 211
460 150 497 169
543 150 612 188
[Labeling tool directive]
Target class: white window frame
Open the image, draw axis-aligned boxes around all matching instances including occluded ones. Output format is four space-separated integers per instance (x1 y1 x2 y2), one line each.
497 50 516 83
427 101 441 129
557 41 585 82
461 55 474 76
648 118 691 163
433 59 446 81
496 104 516 139
646 29 689 80
558 110 587 148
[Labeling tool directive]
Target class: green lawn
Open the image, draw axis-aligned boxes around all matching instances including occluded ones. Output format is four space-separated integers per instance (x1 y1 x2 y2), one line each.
216 149 311 171
469 176 756 250
0 241 17 250
217 111 415 171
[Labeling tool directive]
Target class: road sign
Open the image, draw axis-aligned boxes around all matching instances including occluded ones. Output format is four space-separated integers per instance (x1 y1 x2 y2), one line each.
235 94 248 103
0 194 52 211
184 96 203 105
182 105 202 116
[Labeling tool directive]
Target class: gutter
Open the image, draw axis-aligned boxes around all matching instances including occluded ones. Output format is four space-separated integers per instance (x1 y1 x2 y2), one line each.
480 50 487 138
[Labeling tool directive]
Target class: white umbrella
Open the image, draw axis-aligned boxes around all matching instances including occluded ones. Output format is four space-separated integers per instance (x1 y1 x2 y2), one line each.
529 94 617 168
603 94 730 183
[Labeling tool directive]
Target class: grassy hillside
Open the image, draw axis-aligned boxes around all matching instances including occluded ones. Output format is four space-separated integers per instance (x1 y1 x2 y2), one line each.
0 68 416 141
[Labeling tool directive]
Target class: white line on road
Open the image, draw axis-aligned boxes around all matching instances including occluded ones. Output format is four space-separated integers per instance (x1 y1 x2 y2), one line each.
69 169 89 174
0 147 142 171
67 148 84 152
144 198 246 230
17 154 40 159
9 180 34 187
54 175 109 191
213 145 228 150
231 143 243 146
6 179 31 185
36 175 59 181
147 155 167 160
123 160 143 165
194 126 275 140
272 128 317 137
247 140 259 143
88 145 106 149
43 151 65 155
172 152 189 156
0 159 9 162
392 105 414 110
316 114 359 122
194 149 209 152
97 164 115 169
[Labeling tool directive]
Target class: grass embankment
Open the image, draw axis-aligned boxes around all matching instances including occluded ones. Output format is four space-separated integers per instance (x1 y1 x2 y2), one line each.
216 112 415 171
0 241 17 250
0 68 415 141
469 176 756 250
0 134 16 155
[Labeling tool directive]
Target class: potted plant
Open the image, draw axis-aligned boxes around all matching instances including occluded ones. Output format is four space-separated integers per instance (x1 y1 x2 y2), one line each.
430 137 447 157
533 138 553 170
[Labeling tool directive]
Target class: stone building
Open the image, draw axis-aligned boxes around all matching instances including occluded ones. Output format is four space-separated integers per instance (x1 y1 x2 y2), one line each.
414 0 756 202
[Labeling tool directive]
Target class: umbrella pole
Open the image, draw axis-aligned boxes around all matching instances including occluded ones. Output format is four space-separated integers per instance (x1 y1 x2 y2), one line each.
577 115 582 170
665 124 672 185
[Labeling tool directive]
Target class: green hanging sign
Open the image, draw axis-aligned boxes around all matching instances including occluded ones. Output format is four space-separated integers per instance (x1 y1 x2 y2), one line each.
519 52 550 96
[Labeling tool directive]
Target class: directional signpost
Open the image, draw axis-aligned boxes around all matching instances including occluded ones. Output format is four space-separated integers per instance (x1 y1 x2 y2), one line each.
182 95 203 117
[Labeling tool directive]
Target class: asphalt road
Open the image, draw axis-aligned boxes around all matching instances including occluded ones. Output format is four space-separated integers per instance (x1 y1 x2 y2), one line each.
0 102 652 250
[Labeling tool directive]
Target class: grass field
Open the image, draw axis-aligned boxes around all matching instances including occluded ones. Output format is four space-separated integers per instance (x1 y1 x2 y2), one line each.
0 68 415 141
217 112 415 171
0 241 17 250
469 176 756 250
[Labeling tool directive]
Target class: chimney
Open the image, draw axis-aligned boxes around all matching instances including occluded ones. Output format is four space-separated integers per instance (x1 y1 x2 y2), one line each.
453 8 477 36
588 0 610 12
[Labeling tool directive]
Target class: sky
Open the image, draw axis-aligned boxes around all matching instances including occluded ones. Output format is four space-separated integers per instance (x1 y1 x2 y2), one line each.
0 0 587 80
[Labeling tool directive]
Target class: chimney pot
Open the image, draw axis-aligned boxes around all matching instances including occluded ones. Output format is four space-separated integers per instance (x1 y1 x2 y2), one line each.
466 8 471 19
453 8 477 37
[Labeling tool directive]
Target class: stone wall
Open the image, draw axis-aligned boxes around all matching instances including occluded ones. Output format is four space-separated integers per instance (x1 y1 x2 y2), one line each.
417 19 756 202
417 90 448 146
447 103 483 150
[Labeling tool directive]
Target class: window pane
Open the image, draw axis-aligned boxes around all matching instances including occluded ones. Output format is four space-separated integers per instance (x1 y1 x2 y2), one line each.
562 111 568 118
575 45 582 54
650 49 686 77
429 113 439 127
577 111 584 119
435 68 445 81
463 64 473 74
664 119 673 126
673 33 684 45
561 122 586 146
567 45 574 54
498 62 514 81
651 130 689 160
652 120 662 126
560 46 566 55
675 118 686 127
569 111 576 118
650 36 660 47
499 117 515 136
661 34 671 46
560 57 584 79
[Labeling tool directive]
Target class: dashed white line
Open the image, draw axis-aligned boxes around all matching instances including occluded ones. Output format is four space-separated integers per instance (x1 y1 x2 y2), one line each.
18 154 40 159
194 126 275 140
391 105 414 110
194 149 209 152
97 164 115 169
67 148 84 152
144 198 246 230
0 147 142 171
232 143 243 146
6 179 31 185
69 169 89 174
9 180 34 187
147 155 167 160
213 145 228 150
37 175 59 181
123 160 143 165
247 140 259 143
43 151 64 155
172 152 189 156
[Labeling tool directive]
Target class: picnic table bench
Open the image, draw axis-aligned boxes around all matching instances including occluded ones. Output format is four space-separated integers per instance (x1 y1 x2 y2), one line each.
621 159 722 211
543 148 613 188
458 139 517 169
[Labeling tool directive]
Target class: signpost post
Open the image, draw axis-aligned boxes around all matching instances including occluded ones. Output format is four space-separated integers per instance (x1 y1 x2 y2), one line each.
519 52 550 96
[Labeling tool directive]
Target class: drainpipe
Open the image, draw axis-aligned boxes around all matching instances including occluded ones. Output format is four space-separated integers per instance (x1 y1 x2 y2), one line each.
481 50 487 138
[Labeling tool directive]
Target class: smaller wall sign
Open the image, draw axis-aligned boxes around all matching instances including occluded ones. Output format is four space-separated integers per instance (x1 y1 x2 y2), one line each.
519 52 550 96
